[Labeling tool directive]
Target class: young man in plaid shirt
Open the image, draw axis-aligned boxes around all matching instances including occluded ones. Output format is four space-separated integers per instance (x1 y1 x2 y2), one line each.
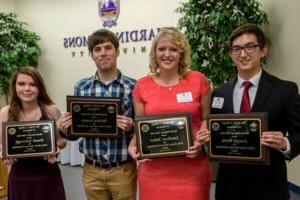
58 29 136 200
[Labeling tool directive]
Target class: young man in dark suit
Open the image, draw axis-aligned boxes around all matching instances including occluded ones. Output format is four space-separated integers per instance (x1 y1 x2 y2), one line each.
211 24 300 200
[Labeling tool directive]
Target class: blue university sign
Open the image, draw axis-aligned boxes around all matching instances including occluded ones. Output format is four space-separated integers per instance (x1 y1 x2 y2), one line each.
98 0 120 27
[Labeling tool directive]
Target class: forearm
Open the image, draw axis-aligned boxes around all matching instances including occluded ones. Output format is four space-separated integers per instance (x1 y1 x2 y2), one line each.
129 134 137 146
200 120 207 130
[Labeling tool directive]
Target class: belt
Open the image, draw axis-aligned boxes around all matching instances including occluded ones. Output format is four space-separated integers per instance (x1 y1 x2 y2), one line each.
85 157 131 169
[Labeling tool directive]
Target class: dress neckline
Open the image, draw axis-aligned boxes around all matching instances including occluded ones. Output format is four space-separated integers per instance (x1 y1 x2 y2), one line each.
150 75 185 92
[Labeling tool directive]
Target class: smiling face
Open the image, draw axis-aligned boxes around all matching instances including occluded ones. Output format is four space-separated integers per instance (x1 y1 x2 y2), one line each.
91 41 119 73
155 37 181 74
230 33 268 79
15 74 39 104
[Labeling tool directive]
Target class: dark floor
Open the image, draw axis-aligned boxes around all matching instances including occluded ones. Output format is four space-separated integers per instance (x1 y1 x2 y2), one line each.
1 164 300 200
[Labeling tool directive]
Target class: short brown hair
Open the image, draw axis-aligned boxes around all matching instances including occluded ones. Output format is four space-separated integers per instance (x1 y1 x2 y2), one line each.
87 29 119 53
229 24 266 48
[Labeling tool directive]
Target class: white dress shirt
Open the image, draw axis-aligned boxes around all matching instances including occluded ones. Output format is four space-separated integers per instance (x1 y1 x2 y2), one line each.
233 69 261 113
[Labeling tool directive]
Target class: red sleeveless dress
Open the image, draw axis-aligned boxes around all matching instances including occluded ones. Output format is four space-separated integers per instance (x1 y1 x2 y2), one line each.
133 71 212 200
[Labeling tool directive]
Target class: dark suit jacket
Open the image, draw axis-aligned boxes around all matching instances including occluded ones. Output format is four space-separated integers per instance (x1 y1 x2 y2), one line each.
211 70 300 200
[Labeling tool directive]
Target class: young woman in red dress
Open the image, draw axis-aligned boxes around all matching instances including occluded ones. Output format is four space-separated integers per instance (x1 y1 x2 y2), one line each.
128 27 212 200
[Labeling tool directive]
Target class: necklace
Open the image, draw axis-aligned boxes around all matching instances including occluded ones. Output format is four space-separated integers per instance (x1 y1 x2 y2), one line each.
21 108 39 121
156 76 180 92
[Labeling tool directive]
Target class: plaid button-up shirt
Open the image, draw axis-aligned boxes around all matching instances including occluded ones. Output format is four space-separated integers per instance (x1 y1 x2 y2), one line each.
74 70 135 163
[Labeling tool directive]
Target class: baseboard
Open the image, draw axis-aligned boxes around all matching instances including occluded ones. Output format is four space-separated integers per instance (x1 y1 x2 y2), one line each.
289 182 300 195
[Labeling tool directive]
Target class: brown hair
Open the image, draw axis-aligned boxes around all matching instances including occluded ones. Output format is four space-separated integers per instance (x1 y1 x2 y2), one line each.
149 27 191 77
87 29 119 53
8 67 54 121
229 24 266 48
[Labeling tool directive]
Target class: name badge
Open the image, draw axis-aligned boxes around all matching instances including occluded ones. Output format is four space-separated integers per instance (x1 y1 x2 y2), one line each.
177 92 193 103
212 97 224 109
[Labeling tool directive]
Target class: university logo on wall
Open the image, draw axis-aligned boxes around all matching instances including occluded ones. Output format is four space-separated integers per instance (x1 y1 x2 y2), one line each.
98 0 120 27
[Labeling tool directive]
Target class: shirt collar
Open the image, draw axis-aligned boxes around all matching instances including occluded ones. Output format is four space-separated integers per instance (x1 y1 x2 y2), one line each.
237 68 262 88
91 69 123 86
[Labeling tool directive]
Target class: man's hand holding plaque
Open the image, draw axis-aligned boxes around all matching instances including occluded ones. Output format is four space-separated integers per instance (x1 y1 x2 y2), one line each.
66 96 122 138
262 131 288 152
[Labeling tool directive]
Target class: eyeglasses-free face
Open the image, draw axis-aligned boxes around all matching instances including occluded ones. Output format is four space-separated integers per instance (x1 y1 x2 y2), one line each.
155 37 181 73
15 74 39 104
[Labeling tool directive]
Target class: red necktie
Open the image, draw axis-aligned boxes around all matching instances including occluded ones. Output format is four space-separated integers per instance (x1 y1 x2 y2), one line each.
240 81 252 113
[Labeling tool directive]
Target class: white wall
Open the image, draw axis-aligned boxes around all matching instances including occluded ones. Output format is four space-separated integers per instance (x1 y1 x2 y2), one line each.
259 0 300 188
11 0 181 110
261 0 300 86
0 0 15 12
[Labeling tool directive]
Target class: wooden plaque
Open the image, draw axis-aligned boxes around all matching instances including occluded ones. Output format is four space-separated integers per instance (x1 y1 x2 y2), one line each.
135 113 193 159
2 120 56 158
67 96 121 138
207 112 269 164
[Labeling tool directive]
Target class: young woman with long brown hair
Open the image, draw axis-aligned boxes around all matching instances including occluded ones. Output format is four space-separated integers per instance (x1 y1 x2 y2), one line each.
0 67 66 200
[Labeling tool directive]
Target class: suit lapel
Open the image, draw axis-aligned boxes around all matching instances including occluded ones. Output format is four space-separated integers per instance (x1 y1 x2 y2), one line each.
225 78 236 113
251 70 273 112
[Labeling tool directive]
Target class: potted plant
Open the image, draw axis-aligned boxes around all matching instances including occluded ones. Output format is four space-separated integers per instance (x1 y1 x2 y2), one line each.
176 0 268 86
0 12 41 103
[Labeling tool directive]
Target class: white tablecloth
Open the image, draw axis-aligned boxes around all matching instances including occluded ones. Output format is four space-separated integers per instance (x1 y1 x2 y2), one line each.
60 139 84 166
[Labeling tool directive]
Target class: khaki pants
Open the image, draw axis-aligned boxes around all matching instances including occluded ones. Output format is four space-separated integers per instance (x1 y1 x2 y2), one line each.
83 162 137 200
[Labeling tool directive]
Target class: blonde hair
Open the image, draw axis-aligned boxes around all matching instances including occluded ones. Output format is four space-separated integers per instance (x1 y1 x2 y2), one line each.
149 27 191 77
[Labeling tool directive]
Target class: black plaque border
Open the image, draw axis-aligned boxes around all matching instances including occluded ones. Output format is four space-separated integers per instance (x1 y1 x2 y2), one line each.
135 113 193 159
2 120 56 159
207 112 269 164
67 96 122 138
